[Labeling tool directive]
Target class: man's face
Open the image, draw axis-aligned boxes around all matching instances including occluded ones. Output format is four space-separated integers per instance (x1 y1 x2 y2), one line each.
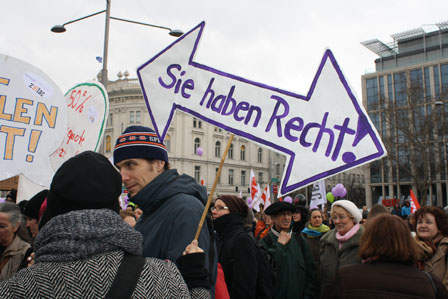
116 158 164 197
272 211 292 232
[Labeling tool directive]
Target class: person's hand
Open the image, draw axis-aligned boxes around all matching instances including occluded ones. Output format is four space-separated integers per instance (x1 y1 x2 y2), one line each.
183 240 204 255
277 231 291 245
27 252 35 267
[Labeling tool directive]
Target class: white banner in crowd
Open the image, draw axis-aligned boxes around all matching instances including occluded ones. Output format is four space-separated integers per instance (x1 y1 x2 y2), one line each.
0 54 67 187
137 22 387 196
50 81 108 172
310 180 327 209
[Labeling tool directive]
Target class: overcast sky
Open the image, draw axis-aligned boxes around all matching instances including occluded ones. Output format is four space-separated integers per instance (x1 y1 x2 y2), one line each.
2 0 447 99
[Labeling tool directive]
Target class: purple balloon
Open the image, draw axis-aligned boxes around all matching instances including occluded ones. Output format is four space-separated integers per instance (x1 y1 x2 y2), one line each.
284 196 293 204
196 147 204 156
332 183 345 198
247 198 252 205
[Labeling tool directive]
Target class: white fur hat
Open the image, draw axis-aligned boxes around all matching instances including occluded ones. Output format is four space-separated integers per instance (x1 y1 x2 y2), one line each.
331 200 362 224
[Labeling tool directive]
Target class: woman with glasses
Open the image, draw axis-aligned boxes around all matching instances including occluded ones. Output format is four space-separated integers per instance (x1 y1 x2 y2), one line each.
319 200 364 294
212 195 258 298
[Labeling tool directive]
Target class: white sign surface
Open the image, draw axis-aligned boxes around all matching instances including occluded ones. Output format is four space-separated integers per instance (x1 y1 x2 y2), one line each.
0 54 67 187
50 81 108 171
137 22 387 196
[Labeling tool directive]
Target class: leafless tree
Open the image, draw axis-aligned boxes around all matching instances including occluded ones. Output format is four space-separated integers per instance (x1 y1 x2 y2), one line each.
377 77 447 206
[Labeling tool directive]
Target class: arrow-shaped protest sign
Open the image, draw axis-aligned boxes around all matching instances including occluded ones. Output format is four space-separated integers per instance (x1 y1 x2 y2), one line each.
137 22 387 196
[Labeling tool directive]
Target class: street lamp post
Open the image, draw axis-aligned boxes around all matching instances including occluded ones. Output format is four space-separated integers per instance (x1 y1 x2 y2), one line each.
51 0 183 90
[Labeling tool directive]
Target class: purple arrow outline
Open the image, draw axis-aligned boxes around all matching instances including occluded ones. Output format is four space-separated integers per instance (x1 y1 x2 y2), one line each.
137 21 385 195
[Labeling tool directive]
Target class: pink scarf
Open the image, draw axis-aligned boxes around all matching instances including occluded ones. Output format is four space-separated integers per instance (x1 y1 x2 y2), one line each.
336 223 360 249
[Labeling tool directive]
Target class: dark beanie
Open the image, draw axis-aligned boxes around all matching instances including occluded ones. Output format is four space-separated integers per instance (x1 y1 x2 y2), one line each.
39 151 122 229
218 195 248 218
113 126 168 165
23 189 48 220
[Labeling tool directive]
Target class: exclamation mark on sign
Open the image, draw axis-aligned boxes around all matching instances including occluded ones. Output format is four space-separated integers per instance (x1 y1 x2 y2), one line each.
341 115 370 164
26 130 42 162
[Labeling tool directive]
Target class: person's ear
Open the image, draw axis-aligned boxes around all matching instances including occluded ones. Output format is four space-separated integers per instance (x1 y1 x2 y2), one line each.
154 160 165 172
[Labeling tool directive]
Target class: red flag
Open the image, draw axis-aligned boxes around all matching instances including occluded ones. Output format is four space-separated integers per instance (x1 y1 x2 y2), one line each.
250 169 257 201
410 189 421 213
261 185 271 209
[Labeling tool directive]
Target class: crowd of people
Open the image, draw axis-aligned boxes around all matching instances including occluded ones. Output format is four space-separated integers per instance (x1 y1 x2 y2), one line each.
0 124 448 298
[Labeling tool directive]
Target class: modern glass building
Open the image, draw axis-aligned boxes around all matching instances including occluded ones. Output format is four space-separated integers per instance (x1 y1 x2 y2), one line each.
361 21 448 207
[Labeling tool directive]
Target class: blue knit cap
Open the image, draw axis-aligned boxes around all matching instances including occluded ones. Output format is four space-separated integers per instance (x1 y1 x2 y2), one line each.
113 126 168 165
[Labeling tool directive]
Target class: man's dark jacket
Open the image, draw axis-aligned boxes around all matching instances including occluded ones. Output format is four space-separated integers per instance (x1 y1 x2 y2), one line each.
131 169 217 288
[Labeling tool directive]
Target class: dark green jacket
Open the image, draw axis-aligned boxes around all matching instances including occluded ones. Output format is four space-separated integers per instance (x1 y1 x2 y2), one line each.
261 230 319 299
319 226 364 292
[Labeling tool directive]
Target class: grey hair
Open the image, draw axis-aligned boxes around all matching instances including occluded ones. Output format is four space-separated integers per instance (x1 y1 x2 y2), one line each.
0 202 22 227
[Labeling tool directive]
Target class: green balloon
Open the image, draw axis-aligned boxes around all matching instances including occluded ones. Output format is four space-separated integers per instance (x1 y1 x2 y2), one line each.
326 192 335 203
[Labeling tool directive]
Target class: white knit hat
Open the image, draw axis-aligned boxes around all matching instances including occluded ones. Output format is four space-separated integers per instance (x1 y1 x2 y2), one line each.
331 200 362 224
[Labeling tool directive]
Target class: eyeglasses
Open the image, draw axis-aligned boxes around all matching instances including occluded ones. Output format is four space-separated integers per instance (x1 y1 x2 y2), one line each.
331 215 348 222
211 206 229 212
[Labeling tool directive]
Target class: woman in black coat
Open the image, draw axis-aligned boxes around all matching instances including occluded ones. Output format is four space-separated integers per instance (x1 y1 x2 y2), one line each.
212 195 258 299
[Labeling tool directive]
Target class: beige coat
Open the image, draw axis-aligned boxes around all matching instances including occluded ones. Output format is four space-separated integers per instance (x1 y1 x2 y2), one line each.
422 236 448 289
0 235 30 281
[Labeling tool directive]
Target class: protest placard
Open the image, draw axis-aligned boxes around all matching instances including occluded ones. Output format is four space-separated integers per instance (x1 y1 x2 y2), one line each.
137 22 386 196
0 54 67 187
50 81 108 171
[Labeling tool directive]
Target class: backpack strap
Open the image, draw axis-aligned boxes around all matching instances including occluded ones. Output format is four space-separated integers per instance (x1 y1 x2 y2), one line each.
105 254 145 299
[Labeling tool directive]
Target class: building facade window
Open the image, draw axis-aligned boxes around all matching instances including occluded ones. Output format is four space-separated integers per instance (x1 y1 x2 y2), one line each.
193 118 202 128
108 113 113 126
441 63 448 94
194 138 201 154
229 169 234 185
257 148 262 163
215 168 220 183
195 166 201 183
424 67 432 101
215 141 221 158
105 135 111 153
130 111 135 123
379 76 385 108
241 170 246 186
434 66 440 98
369 112 380 132
394 72 407 107
410 69 423 104
136 111 141 123
228 143 234 159
366 78 379 110
240 145 246 161
258 172 263 185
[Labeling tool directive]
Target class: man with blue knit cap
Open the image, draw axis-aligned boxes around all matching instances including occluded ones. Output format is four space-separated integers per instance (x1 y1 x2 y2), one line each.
114 126 216 295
